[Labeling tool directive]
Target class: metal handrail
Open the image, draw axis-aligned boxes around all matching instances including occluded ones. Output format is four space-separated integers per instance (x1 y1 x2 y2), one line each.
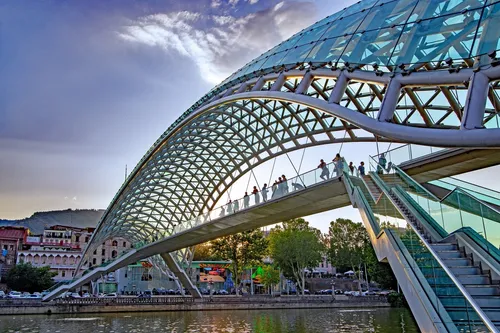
391 187 499 333
440 187 500 218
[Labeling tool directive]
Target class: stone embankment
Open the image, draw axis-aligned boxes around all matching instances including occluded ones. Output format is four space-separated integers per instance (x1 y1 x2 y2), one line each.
0 295 389 315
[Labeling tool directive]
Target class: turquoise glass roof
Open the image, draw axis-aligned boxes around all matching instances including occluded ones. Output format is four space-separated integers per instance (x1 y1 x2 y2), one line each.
221 0 500 85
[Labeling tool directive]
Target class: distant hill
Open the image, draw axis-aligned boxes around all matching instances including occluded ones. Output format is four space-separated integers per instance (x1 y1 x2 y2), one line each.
0 209 105 235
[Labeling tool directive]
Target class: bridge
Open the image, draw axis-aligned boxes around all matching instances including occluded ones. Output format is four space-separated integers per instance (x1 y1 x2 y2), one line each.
44 0 500 331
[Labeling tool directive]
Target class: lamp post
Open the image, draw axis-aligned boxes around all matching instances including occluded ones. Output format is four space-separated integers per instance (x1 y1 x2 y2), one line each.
331 281 335 300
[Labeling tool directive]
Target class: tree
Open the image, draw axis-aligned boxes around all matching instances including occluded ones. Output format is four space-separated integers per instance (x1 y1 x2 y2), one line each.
328 218 397 291
268 218 324 295
260 266 280 295
6 263 56 292
192 242 220 261
210 229 268 295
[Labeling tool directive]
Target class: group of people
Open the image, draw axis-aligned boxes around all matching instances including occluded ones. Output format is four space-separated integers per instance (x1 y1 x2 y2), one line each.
220 174 294 217
219 152 388 218
318 153 367 179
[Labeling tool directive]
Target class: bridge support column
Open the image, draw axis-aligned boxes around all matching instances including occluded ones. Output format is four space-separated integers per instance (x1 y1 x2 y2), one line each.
160 253 202 298
377 79 401 122
461 72 489 130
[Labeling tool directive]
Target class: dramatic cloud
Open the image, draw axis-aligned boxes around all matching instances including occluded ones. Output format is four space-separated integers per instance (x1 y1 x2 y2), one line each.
119 1 317 84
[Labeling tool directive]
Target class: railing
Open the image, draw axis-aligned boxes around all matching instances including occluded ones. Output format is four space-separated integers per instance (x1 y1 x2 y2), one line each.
342 164 458 332
370 144 445 170
137 160 344 246
364 158 499 331
53 296 194 305
430 177 500 207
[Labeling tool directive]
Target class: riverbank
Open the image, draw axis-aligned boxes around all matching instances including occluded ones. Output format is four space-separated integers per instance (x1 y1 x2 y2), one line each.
0 295 390 315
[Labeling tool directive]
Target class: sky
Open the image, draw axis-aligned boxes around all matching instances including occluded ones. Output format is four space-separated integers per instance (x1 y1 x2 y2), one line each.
1 0 498 233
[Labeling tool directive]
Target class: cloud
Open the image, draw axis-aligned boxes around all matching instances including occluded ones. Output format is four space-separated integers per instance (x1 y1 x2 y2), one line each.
118 1 317 84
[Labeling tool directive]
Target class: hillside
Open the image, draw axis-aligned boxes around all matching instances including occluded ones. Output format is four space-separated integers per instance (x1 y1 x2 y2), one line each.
0 209 105 235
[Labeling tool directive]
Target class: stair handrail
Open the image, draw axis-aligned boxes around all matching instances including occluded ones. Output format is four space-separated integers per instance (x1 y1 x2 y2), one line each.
390 187 499 333
441 186 500 219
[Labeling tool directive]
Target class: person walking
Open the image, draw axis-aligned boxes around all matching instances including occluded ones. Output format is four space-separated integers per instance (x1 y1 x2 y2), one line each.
243 192 250 209
378 153 387 174
271 181 278 199
348 162 355 175
333 153 344 177
262 183 268 201
318 159 329 180
358 162 365 176
233 199 240 213
277 177 284 198
219 206 226 217
281 175 289 194
252 186 260 205
227 200 233 214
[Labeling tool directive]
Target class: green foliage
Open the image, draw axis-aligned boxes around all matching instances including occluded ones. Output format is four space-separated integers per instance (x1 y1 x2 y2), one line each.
328 218 396 290
6 262 56 292
210 229 268 289
387 292 407 307
260 266 280 294
268 218 324 295
192 243 220 261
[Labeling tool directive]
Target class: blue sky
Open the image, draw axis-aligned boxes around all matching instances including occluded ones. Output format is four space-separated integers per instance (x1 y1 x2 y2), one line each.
1 0 497 233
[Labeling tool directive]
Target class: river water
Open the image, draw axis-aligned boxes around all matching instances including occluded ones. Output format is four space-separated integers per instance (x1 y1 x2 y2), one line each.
0 308 419 333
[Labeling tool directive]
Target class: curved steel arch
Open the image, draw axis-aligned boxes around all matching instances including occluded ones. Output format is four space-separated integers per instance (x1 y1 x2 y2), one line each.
82 1 500 272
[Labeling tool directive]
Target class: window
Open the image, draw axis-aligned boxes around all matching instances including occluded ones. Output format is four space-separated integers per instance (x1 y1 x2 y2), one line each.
62 271 66 277
92 258 96 265
75 235 80 242
101 258 105 264
93 249 97 255
123 242 126 247
112 240 118 247
85 237 89 243
102 249 105 256
111 250 117 258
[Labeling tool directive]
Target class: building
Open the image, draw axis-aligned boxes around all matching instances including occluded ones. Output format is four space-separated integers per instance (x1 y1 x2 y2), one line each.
0 226 29 279
17 225 131 282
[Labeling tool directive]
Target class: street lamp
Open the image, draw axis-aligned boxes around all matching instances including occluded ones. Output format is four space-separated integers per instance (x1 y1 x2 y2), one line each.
331 281 335 300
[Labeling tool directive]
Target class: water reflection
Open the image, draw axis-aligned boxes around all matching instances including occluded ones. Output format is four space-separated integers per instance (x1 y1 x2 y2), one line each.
0 308 419 333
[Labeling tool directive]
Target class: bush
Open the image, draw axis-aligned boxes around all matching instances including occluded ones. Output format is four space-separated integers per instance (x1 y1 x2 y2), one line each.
387 292 407 307
6 263 56 292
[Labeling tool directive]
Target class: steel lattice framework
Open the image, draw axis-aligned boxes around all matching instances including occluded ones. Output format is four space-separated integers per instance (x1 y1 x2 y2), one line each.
82 0 500 276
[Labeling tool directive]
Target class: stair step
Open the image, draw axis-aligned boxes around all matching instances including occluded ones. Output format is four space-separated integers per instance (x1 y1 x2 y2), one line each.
441 296 500 308
431 243 458 251
426 275 491 286
465 285 500 296
448 308 500 323
443 258 473 267
435 251 464 259
450 267 482 276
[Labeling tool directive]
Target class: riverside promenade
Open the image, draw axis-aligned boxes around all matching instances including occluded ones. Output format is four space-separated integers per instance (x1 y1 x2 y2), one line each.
0 295 390 315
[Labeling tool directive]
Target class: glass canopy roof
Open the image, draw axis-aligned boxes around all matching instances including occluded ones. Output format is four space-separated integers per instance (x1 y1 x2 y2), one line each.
223 0 500 85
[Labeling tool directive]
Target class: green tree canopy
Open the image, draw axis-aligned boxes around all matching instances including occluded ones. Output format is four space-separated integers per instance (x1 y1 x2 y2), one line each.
192 242 221 261
268 218 324 295
260 266 280 295
6 263 56 293
210 229 268 294
328 218 396 290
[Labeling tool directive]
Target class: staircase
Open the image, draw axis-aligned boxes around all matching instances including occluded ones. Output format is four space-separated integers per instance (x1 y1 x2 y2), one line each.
374 173 500 331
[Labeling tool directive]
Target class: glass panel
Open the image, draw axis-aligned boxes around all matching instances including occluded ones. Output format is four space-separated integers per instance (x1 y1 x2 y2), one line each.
321 11 368 39
391 10 483 65
474 3 500 57
339 26 405 65
408 0 487 23
295 25 330 47
280 44 314 64
260 51 287 69
357 0 418 31
305 36 350 63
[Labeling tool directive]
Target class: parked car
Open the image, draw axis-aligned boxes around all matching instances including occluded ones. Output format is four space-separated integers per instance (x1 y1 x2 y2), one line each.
7 291 22 298
218 290 229 295
0 291 6 298
104 293 118 298
303 289 310 295
28 294 41 299
70 293 81 298
22 292 31 298
82 293 91 298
